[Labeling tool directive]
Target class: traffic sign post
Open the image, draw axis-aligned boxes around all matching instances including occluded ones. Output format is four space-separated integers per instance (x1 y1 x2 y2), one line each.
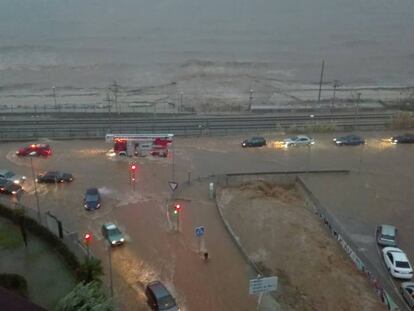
169 181 178 191
249 276 278 310
194 226 205 253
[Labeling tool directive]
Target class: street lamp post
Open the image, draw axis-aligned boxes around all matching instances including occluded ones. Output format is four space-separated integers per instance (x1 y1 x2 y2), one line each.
179 92 183 113
29 156 41 223
107 243 114 297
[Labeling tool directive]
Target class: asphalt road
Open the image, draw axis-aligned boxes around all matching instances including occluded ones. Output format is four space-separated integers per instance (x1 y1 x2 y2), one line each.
1 129 413 310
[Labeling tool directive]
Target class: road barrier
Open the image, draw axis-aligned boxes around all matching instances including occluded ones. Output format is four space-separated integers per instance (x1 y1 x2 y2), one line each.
295 176 400 311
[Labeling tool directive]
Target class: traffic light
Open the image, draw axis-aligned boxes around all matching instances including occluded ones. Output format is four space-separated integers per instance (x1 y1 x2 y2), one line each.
130 164 137 171
84 233 92 245
173 203 181 215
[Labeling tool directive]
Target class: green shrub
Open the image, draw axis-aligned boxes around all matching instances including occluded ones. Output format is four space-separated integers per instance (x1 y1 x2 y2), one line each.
0 274 28 297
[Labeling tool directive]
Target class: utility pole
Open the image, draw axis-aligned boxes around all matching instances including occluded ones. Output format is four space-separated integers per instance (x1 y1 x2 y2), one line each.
52 86 57 111
331 80 341 113
248 89 254 111
109 81 120 114
354 92 361 128
317 60 324 105
104 92 112 113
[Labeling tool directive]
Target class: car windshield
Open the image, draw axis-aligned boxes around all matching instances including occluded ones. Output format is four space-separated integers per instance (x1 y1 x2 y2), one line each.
86 195 99 202
381 234 395 240
158 295 176 310
396 261 410 268
290 136 298 140
108 228 121 236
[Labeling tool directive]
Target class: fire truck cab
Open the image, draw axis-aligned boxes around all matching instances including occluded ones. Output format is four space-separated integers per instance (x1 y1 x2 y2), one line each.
105 134 173 157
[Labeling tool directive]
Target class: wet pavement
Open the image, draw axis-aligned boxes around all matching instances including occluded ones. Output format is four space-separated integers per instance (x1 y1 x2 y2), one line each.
1 130 414 310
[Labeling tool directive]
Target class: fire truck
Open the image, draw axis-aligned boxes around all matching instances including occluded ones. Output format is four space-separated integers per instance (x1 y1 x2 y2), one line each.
105 133 173 157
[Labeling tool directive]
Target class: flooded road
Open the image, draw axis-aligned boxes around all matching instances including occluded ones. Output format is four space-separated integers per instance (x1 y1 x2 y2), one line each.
1 131 414 309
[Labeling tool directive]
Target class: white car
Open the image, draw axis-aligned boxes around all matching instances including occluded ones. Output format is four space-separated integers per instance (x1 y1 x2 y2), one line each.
382 247 413 279
0 169 26 185
283 135 315 147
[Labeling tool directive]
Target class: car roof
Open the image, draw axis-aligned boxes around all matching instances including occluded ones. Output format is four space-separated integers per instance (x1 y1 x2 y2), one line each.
147 281 172 299
103 223 117 230
380 225 396 235
385 248 409 261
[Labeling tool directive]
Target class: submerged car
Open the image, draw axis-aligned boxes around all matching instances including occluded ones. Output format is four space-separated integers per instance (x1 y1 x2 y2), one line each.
145 281 179 311
376 224 397 247
241 137 266 148
333 134 365 146
0 179 23 195
283 135 314 147
83 188 101 211
16 144 52 157
382 247 413 279
400 282 414 309
390 134 414 144
102 223 125 246
0 170 26 185
36 171 73 183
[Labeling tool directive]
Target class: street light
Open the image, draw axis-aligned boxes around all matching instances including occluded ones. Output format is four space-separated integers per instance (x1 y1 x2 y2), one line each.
29 156 41 223
84 232 92 258
107 242 114 297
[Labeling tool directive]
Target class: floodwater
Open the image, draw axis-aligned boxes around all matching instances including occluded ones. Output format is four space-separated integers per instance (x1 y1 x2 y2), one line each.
0 0 413 92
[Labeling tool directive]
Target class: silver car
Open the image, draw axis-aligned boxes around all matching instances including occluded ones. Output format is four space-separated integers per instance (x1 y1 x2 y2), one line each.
376 224 397 247
283 135 315 147
0 169 26 185
400 282 414 309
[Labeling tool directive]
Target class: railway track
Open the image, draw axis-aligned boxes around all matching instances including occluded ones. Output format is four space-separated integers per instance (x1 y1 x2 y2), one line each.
0 112 395 141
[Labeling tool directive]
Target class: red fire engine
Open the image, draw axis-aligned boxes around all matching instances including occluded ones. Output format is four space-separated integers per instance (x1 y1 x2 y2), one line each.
105 134 173 157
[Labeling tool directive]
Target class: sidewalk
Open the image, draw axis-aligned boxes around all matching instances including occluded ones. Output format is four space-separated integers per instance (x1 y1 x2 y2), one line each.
0 217 76 310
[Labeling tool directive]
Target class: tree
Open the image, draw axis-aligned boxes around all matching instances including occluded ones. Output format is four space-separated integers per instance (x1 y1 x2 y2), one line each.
54 281 114 311
77 257 104 284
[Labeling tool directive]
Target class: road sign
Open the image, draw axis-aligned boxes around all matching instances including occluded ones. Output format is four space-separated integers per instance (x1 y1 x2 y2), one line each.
169 181 178 191
195 226 205 237
249 276 278 295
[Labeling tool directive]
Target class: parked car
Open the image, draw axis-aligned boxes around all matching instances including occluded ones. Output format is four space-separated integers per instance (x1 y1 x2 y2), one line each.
0 170 26 184
36 171 73 183
376 225 397 247
102 223 125 246
145 281 179 311
283 135 314 147
16 144 52 157
382 247 413 279
0 179 23 195
333 134 365 146
391 134 414 144
241 137 267 148
83 188 101 210
400 282 414 309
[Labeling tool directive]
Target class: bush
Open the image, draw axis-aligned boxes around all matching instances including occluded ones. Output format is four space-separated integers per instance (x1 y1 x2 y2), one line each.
0 274 28 297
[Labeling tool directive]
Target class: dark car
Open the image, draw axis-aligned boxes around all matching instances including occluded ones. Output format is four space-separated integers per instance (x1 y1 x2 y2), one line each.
0 179 23 195
102 223 125 246
145 281 179 311
16 144 52 157
36 171 73 183
333 134 365 146
83 188 101 210
391 134 414 144
241 137 266 148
